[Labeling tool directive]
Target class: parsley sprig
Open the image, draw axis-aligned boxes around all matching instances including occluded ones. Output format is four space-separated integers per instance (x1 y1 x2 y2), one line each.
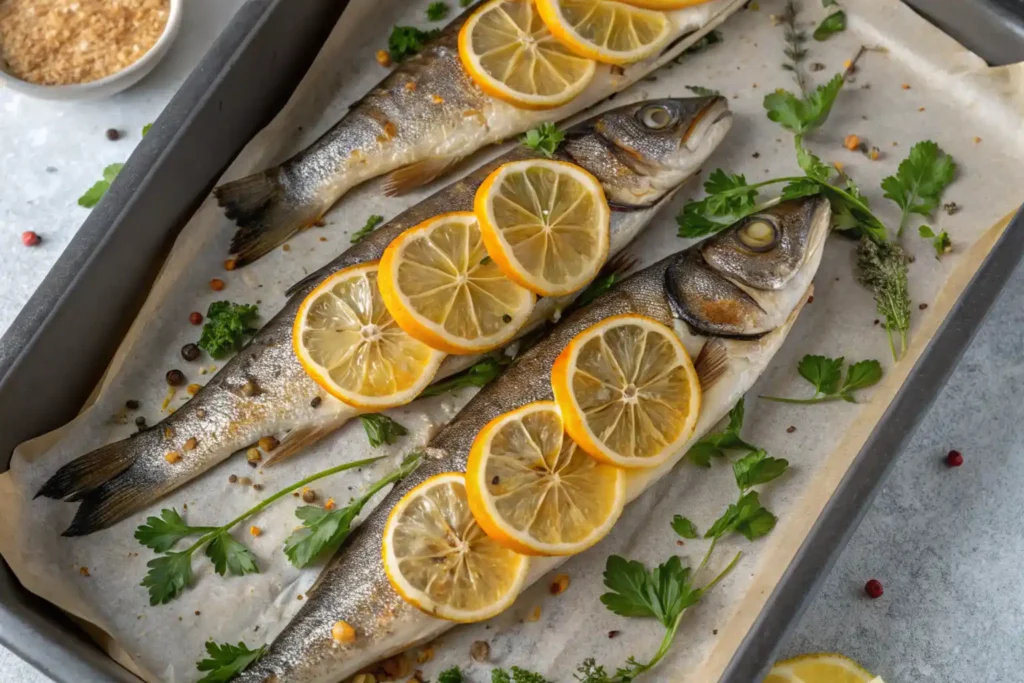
686 398 759 467
196 641 266 683
78 163 125 208
136 456 381 605
762 354 882 405
198 301 259 359
918 225 951 257
359 413 408 447
427 1 449 21
522 122 566 158
881 140 956 237
387 26 441 63
284 453 421 568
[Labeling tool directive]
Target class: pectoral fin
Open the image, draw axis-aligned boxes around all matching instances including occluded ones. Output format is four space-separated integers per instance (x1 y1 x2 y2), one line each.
383 156 463 196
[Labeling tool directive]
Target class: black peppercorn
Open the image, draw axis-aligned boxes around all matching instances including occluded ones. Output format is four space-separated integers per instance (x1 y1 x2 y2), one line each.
166 369 185 386
105 128 121 141
180 343 200 361
125 399 140 410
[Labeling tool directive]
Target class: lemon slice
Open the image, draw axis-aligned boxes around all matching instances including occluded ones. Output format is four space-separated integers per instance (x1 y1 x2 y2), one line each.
551 313 700 468
382 472 529 622
475 159 610 297
617 0 713 9
293 262 445 409
535 0 672 65
466 401 625 556
765 654 880 683
459 0 597 109
378 211 536 355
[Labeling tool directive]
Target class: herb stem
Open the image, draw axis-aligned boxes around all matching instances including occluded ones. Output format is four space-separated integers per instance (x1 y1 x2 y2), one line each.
758 394 840 405
697 537 718 575
702 550 743 595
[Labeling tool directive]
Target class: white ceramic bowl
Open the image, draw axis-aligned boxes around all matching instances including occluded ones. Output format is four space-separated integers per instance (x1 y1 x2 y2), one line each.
0 0 183 101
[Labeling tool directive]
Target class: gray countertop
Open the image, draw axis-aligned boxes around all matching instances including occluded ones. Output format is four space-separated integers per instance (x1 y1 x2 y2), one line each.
1 1 1021 682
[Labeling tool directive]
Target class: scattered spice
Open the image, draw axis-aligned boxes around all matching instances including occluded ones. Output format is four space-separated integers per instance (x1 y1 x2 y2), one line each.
0 0 171 86
608 630 620 639
186 383 201 395
228 474 238 483
869 146 881 161
183 437 198 451
210 278 226 292
194 610 201 616
180 343 201 363
381 655 411 679
901 83 911 90
843 134 860 151
259 436 279 452
79 567 90 577
470 640 490 662
21 231 41 247
246 448 262 466
918 303 928 310
807 295 814 304
125 399 140 410
943 201 960 215
786 426 796 433
973 136 982 144
324 498 336 511
166 369 185 386
105 128 121 141
301 488 317 504
249 525 261 537
810 62 825 71
135 416 147 428
252 483 264 492
864 578 883 598
549 573 570 595
310 396 323 409
238 476 252 486
189 311 204 325
282 244 291 252
525 605 542 622
376 49 392 67
164 451 181 464
332 620 357 643
416 646 434 664
946 449 964 467
241 380 258 397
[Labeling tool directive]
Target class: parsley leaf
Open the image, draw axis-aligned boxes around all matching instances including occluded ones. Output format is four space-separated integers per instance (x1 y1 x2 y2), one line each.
856 237 911 359
134 509 214 553
882 141 956 236
762 354 883 404
686 85 721 97
671 515 699 539
142 123 153 137
918 225 951 257
205 531 259 577
686 399 759 467
522 122 565 158
732 450 789 491
359 413 408 447
141 551 194 606
439 666 465 683
493 667 551 683
196 641 266 683
78 163 125 208
387 26 441 63
813 11 846 40
427 1 449 20
763 74 844 138
198 301 260 359
284 454 421 568
350 214 384 243
705 490 777 541
421 356 507 397
601 556 699 627
677 170 761 238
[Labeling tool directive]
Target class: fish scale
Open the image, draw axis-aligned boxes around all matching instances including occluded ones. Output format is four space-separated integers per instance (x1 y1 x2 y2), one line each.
235 196 832 683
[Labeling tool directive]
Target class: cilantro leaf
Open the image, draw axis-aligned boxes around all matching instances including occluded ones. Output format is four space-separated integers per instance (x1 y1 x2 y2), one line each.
881 140 956 236
141 551 193 606
732 450 789 491
420 356 507 396
387 26 441 63
919 224 952 258
78 163 125 208
359 413 408 447
196 640 266 683
134 508 212 553
798 354 844 395
427 1 449 21
198 301 260 359
813 11 846 40
350 214 384 243
763 74 844 137
205 530 258 577
439 667 465 683
522 122 565 158
686 399 758 466
686 85 721 97
671 515 699 539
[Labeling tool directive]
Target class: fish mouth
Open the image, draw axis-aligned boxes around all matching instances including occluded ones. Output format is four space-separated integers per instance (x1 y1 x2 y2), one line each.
685 97 732 152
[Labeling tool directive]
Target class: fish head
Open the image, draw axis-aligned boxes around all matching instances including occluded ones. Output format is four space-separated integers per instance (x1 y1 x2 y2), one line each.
666 196 832 337
563 96 732 207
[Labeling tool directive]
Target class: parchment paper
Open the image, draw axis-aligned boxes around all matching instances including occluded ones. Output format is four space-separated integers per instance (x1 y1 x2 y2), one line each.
2 1 1024 681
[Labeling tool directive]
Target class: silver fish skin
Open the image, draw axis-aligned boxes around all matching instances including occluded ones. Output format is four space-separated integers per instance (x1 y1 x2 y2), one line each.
37 97 733 536
213 0 742 266
234 196 832 683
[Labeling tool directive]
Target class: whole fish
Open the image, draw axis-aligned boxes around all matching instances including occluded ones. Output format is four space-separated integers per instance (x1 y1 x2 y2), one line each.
233 195 832 683
38 97 733 536
214 0 743 266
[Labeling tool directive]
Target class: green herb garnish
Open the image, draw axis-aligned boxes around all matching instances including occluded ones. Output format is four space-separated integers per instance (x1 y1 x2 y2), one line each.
78 163 124 208
670 515 699 539
351 214 384 243
523 122 566 158
439 666 465 683
284 453 421 568
493 667 551 683
761 354 883 404
136 456 381 604
421 356 508 397
813 11 846 40
779 1 809 94
918 225 951 257
388 26 442 63
856 237 911 359
685 85 720 97
686 398 759 467
197 301 259 359
196 641 266 683
881 140 956 236
680 29 722 59
142 123 153 137
427 1 449 20
359 413 409 447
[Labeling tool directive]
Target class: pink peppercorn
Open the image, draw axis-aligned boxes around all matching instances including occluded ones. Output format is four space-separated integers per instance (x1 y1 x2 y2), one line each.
946 450 963 467
864 579 883 599
21 231 41 247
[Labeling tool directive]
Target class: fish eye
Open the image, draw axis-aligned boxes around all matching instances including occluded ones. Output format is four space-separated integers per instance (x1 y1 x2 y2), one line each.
738 217 779 252
638 105 674 130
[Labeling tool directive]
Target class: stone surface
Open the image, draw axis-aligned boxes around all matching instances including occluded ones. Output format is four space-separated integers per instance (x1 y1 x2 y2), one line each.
2 1 1023 682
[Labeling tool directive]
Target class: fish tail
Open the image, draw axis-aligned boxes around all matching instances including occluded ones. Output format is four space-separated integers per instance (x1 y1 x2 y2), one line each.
35 438 138 501
214 169 322 267
60 467 162 537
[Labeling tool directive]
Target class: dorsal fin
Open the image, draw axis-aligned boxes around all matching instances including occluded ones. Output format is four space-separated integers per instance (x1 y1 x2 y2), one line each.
694 338 728 390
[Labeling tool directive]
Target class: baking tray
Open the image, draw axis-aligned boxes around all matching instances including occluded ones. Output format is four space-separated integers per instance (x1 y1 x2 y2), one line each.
0 1 1021 681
